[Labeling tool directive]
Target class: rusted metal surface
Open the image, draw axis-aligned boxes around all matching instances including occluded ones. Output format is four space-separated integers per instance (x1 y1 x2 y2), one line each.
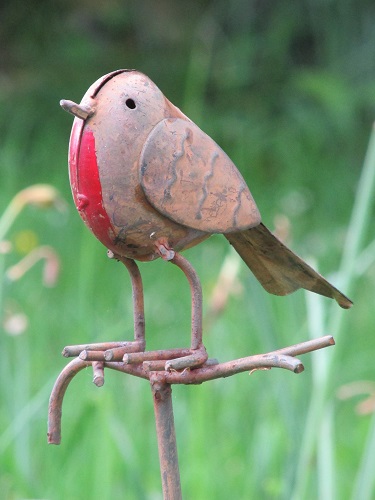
157 335 335 384
140 118 259 233
109 251 146 344
123 348 194 364
48 357 89 444
63 341 128 357
150 375 182 500
104 341 145 361
92 361 105 387
61 69 352 307
170 253 202 351
79 349 106 361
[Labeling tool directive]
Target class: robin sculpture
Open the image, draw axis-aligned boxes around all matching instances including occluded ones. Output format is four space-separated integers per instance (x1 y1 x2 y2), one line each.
60 69 351 369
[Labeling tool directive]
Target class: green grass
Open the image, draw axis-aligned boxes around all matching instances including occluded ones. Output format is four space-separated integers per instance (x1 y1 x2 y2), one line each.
1 2 375 498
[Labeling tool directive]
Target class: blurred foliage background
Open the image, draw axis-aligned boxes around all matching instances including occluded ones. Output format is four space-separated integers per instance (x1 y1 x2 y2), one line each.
1 1 375 498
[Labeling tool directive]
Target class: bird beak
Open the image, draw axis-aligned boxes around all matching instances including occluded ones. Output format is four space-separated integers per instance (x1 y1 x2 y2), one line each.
60 99 95 120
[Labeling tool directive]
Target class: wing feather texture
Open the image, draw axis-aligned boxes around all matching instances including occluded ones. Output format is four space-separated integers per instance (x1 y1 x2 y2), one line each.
140 118 261 233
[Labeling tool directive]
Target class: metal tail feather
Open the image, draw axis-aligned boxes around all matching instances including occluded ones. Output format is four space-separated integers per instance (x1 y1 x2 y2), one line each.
225 223 353 309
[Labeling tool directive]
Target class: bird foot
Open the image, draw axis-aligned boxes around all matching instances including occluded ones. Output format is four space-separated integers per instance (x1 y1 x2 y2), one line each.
62 340 208 372
62 339 145 361
123 344 208 372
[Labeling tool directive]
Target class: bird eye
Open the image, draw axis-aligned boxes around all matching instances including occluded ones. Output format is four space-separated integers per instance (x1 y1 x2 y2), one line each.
125 98 136 109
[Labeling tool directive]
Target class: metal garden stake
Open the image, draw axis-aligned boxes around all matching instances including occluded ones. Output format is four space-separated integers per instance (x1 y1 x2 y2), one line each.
49 70 352 499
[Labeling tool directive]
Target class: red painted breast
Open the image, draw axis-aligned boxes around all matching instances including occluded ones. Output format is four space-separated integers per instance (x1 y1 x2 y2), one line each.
68 117 115 249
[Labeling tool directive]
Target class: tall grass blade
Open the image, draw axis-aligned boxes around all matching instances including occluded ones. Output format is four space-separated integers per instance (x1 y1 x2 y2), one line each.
351 410 375 500
292 124 375 499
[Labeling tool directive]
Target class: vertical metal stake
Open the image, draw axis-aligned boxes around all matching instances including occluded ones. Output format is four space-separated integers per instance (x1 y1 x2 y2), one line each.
150 375 182 500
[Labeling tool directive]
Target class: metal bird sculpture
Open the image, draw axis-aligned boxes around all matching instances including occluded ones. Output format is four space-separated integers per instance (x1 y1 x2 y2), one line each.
61 69 351 311
47 68 351 470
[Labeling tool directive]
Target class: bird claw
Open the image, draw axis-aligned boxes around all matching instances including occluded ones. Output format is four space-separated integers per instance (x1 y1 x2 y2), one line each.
164 346 208 371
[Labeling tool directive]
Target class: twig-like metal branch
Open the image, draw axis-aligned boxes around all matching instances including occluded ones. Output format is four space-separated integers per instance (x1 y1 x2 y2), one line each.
272 335 335 357
111 335 335 384
48 358 89 444
47 334 334 454
165 335 335 383
123 347 194 364
92 361 105 387
63 341 128 357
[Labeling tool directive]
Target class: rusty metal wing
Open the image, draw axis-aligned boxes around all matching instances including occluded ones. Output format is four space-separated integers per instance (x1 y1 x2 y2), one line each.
139 118 261 233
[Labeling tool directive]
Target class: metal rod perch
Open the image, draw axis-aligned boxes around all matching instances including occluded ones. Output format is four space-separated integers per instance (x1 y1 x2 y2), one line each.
48 254 336 499
151 376 182 500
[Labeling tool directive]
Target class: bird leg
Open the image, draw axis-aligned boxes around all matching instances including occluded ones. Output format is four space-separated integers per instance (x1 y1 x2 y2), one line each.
169 253 202 349
120 251 208 371
61 250 208 371
117 249 208 370
163 252 208 369
62 251 146 362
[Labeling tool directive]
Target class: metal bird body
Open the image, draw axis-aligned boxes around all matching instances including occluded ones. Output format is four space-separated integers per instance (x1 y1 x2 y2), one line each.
61 69 352 309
